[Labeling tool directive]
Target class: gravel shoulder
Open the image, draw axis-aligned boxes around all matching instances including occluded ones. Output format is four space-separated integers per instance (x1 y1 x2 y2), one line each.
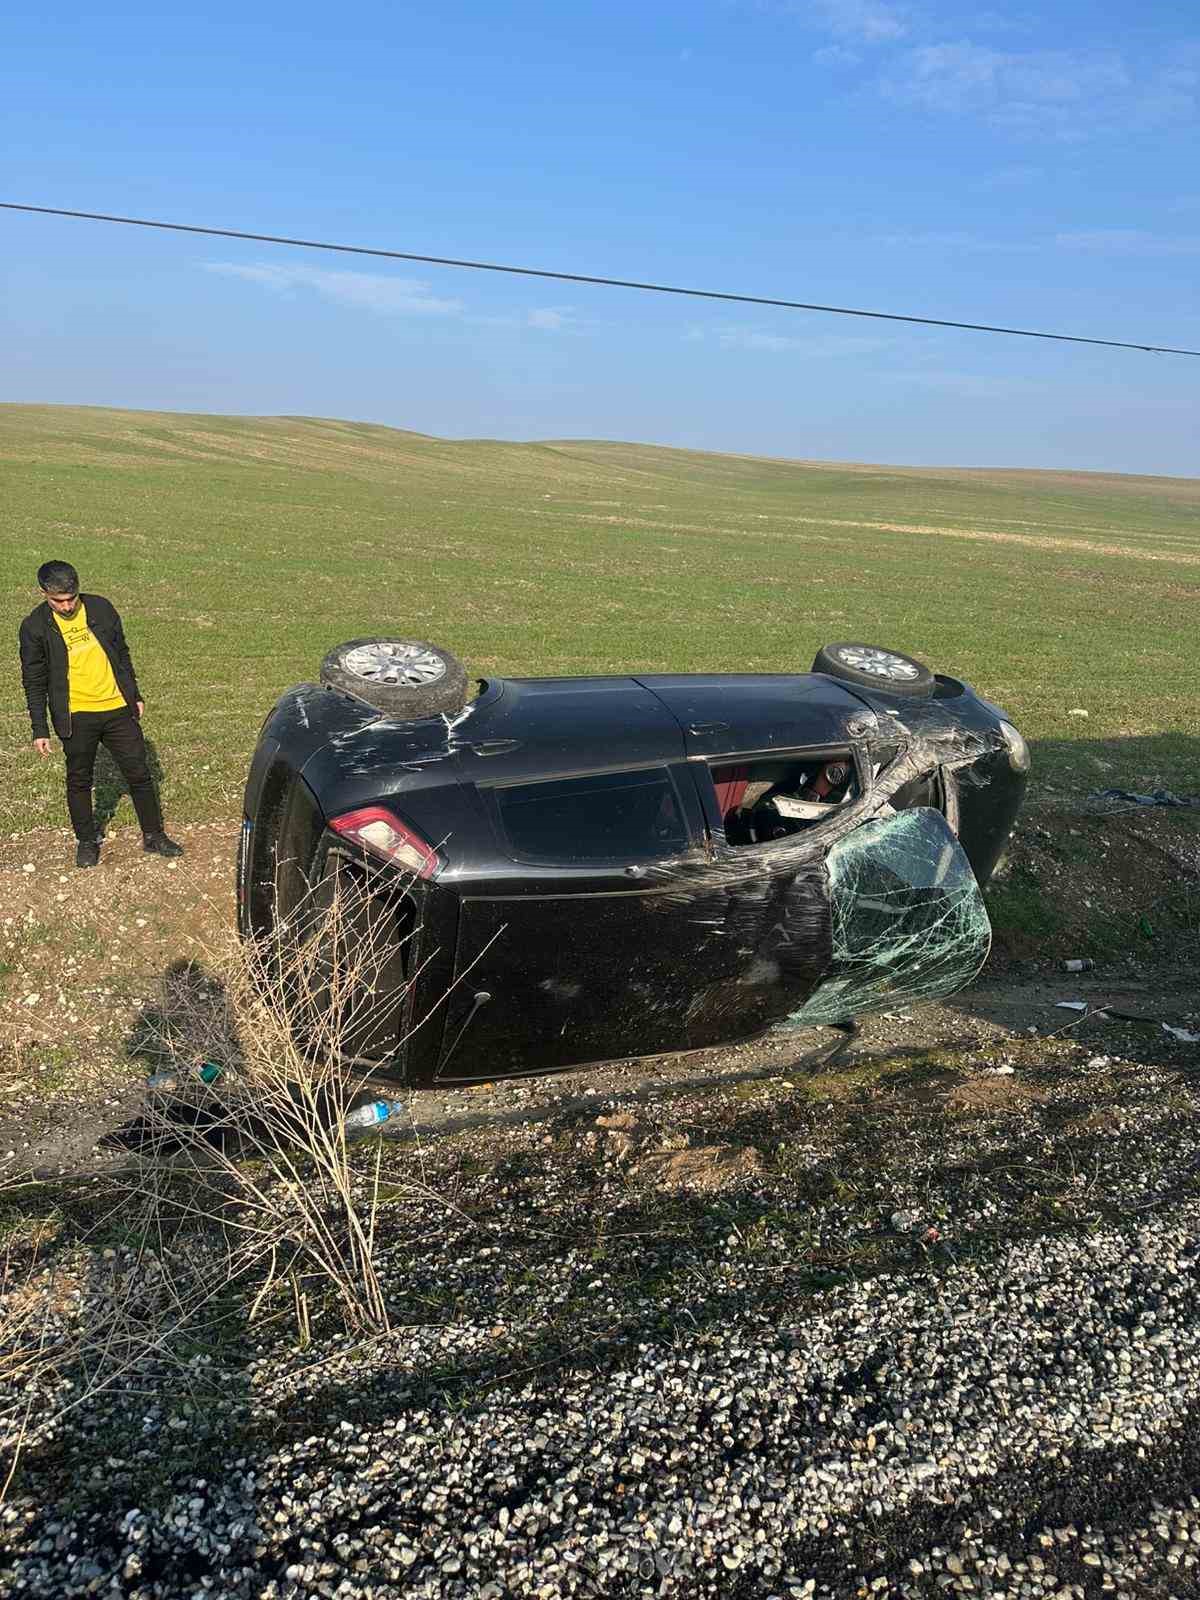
2 819 1199 1599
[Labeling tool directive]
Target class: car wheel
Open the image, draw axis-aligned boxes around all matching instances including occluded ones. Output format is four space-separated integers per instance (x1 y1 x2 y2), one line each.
812 642 935 698
319 638 469 718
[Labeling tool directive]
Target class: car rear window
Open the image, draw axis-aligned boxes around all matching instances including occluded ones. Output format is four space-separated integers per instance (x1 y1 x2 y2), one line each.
495 768 689 864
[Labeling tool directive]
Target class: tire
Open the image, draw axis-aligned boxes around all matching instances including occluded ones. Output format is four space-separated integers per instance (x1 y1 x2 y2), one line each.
812 641 934 698
319 638 468 718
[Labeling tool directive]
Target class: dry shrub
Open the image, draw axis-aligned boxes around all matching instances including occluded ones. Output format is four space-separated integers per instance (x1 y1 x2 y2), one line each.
0 863 454 1499
133 861 433 1336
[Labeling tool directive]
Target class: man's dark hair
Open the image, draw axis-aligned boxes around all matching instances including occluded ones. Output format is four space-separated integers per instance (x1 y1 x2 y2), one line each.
37 561 79 595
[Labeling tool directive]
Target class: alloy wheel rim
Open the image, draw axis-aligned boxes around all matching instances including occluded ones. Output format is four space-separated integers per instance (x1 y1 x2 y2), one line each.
835 646 921 682
342 642 448 687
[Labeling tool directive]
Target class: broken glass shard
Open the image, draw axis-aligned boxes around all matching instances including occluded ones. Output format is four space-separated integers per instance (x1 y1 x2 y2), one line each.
782 807 991 1028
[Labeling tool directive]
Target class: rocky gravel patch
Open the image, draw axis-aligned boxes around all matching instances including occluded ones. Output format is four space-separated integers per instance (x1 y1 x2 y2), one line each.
3 1030 1199 1599
2 813 1199 1597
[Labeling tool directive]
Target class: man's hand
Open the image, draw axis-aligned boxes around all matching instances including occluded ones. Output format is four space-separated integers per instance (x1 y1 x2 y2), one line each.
136 701 145 718
33 738 51 757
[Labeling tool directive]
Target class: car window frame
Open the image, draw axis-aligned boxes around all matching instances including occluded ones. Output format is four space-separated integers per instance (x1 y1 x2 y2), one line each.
479 760 707 870
691 741 874 863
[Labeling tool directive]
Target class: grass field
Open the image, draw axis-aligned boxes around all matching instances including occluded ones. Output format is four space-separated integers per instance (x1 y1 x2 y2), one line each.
3 402 1199 835
4 410 1200 1600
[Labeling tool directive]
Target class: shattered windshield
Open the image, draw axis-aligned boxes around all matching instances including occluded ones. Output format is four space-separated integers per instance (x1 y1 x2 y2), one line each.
783 806 991 1027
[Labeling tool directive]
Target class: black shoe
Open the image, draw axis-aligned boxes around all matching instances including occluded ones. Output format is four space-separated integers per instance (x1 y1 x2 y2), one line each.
75 839 100 869
143 831 184 859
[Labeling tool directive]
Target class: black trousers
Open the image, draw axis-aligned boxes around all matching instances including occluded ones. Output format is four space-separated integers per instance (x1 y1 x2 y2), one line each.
61 707 163 841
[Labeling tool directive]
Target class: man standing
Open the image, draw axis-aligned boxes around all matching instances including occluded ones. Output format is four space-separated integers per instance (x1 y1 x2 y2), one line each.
19 561 184 868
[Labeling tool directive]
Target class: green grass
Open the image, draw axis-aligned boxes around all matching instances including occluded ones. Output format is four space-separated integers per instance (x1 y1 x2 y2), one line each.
15 1042 81 1093
3 402 1200 833
983 877 1065 942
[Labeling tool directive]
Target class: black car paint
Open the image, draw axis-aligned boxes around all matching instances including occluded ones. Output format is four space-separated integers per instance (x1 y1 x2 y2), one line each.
239 670 1024 1086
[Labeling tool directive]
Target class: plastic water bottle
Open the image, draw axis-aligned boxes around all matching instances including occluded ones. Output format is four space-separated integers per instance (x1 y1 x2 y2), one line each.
342 1099 405 1135
146 1060 223 1092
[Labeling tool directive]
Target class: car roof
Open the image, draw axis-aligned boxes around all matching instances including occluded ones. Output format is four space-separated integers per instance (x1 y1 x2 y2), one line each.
634 673 871 758
448 672 869 779
286 670 875 822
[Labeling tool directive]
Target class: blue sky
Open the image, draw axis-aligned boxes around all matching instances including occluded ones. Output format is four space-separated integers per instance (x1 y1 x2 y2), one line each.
3 1 1198 473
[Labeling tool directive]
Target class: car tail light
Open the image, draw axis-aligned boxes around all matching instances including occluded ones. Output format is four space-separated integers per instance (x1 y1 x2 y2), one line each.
328 806 442 879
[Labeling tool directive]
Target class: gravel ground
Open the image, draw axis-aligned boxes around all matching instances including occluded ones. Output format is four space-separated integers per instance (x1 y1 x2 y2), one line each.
3 1032 1199 1600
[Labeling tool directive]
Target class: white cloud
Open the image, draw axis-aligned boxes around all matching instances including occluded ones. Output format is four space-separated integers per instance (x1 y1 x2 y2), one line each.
203 261 463 317
883 370 1034 398
873 229 1038 252
885 40 1007 113
763 5 1198 139
696 324 891 356
881 41 1196 138
884 42 1134 115
813 43 862 67
963 8 1037 34
208 271 585 335
981 163 1043 188
1056 230 1200 257
527 307 574 331
808 0 909 43
460 306 585 334
722 330 807 352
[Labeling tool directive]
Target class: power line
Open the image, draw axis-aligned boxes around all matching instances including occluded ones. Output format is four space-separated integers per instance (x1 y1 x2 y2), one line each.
3 199 1199 358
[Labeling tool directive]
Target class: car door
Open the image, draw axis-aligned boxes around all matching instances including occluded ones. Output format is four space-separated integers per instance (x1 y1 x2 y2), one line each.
683 753 992 1033
434 758 844 1083
434 762 707 1081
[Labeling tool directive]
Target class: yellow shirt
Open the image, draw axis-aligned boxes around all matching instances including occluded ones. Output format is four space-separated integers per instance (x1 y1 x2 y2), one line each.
53 601 127 713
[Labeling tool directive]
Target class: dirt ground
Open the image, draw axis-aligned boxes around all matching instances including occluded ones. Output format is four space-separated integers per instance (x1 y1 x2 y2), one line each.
1 808 1197 1182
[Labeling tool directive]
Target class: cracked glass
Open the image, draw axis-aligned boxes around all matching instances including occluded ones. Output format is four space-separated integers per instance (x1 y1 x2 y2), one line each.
783 806 991 1027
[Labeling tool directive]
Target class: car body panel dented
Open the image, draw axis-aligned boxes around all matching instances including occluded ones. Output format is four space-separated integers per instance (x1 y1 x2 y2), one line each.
240 658 1027 1088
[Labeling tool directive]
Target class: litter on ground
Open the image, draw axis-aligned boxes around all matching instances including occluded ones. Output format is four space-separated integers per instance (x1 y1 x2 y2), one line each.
1087 787 1200 812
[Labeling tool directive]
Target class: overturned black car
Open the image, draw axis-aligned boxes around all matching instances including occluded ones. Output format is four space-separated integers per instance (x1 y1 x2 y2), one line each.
238 639 1028 1085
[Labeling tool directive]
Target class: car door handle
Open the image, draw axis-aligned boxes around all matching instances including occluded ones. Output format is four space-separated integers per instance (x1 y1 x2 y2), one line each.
688 721 729 735
465 740 522 756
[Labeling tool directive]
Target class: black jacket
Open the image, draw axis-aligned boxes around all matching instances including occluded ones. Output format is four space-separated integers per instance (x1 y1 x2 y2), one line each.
18 594 142 742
